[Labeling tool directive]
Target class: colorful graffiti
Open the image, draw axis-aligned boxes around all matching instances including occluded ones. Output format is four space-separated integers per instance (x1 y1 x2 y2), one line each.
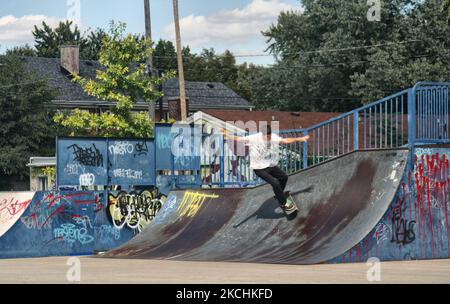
96 224 121 241
53 223 94 245
57 138 154 187
20 192 95 230
108 188 166 232
0 192 34 237
334 147 450 263
0 189 170 258
177 191 219 218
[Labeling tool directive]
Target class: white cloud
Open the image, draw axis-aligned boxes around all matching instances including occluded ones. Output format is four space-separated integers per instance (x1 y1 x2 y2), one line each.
0 14 76 46
163 0 301 49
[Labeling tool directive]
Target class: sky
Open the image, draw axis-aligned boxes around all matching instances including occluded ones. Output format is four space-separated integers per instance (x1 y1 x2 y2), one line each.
0 0 303 65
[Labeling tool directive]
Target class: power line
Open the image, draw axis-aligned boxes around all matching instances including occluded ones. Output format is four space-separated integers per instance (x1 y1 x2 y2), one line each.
151 38 427 60
160 50 450 72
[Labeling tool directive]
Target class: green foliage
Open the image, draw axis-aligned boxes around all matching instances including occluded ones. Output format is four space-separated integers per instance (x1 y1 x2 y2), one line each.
351 0 450 102
31 20 108 60
0 54 57 181
54 21 175 138
80 28 107 60
33 20 85 58
153 40 250 99
258 0 450 111
6 44 36 56
443 0 450 24
42 166 56 185
153 39 178 73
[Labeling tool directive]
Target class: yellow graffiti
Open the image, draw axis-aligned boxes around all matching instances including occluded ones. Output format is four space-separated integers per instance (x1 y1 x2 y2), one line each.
177 192 219 218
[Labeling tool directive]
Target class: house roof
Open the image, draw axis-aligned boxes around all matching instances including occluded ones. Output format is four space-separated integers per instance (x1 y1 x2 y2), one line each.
20 56 252 110
27 157 56 167
201 109 343 131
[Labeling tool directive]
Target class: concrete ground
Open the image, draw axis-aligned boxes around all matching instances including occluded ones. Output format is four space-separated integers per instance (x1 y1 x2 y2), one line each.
0 256 449 284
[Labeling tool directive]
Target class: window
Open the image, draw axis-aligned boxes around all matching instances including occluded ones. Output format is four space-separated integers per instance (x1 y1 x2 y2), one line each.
38 176 48 191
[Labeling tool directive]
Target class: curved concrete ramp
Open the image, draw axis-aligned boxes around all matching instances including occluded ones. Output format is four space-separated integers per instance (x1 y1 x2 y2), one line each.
0 192 35 238
103 149 408 264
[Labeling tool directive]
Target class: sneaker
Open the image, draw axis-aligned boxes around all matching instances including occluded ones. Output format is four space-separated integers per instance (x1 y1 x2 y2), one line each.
282 199 297 213
273 191 291 202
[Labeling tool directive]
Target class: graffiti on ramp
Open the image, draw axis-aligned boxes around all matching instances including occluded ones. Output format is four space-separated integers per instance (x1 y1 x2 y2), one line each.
0 192 35 237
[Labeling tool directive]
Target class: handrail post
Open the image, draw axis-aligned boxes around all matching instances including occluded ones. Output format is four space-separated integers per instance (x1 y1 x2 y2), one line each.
220 134 225 187
353 111 359 151
408 88 416 149
302 130 308 169
407 88 417 169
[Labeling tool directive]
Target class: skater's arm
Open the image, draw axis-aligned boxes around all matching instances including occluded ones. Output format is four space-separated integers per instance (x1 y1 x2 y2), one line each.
221 128 249 143
278 135 310 144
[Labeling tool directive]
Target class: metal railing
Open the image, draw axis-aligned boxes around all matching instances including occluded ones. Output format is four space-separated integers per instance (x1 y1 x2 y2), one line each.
413 83 450 143
195 82 450 188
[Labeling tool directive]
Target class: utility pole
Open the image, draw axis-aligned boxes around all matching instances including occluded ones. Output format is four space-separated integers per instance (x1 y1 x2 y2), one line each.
144 0 155 121
172 0 187 121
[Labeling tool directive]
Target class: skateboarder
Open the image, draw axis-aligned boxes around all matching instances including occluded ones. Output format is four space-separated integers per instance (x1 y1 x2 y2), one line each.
222 126 309 213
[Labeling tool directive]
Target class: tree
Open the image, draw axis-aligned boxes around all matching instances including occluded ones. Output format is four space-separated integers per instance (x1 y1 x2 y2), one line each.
80 28 107 60
443 0 450 24
0 55 57 189
351 0 450 102
153 39 178 73
152 40 252 99
234 63 265 104
33 20 86 58
259 0 450 111
54 21 175 137
32 21 108 60
6 44 36 56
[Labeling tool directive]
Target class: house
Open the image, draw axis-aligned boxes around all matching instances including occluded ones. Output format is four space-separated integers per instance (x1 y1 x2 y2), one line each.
20 46 253 120
27 157 56 191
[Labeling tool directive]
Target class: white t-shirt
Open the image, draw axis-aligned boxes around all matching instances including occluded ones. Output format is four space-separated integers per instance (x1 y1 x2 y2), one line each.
246 133 282 170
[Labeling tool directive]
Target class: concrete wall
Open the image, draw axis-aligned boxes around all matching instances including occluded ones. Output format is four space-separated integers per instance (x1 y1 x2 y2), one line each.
0 186 169 258
331 146 450 263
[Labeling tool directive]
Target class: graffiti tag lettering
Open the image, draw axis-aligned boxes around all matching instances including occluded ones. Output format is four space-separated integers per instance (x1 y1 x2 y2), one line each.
54 223 94 245
134 141 149 157
112 169 143 180
68 143 103 167
79 173 95 186
108 189 166 232
391 196 416 245
177 192 219 218
109 141 134 156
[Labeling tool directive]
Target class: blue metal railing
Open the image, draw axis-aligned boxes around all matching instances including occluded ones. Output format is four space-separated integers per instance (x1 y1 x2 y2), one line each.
195 82 450 188
413 82 450 143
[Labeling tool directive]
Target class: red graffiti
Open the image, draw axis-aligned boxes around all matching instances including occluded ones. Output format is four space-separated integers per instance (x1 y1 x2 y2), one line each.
0 198 31 218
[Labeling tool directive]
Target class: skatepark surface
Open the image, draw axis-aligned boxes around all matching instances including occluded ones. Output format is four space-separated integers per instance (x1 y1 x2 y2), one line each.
103 149 408 264
0 256 449 283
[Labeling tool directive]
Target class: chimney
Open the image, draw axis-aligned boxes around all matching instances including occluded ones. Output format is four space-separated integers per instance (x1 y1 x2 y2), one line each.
60 45 80 76
168 96 189 121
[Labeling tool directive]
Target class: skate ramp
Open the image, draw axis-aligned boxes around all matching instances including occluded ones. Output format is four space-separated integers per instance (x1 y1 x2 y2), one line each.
0 192 35 238
102 149 408 264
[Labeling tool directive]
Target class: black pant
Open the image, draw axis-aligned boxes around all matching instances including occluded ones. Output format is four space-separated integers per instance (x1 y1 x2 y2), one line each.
254 166 288 205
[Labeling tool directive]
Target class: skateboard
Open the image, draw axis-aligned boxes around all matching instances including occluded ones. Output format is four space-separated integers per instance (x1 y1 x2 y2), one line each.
282 191 298 215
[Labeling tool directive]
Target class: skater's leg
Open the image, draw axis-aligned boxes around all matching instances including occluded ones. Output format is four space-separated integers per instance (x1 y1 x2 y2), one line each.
270 166 288 192
254 168 287 205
